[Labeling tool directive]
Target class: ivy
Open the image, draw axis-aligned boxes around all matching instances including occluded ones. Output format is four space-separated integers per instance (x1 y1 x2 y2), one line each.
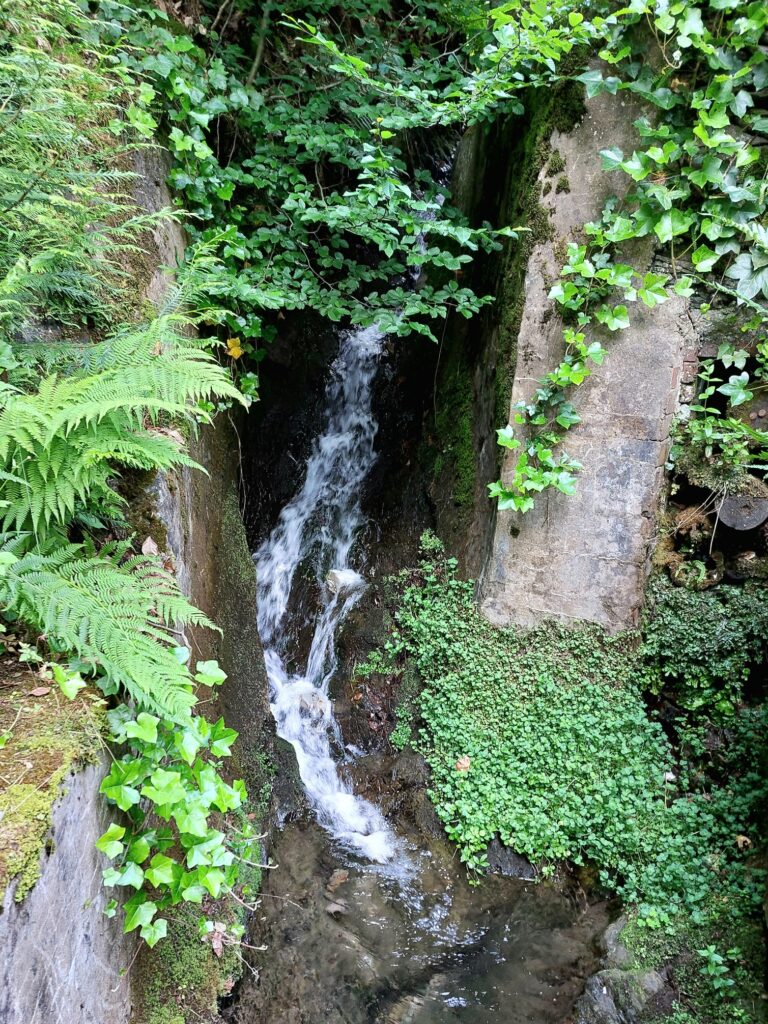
97 694 259 948
490 0 768 511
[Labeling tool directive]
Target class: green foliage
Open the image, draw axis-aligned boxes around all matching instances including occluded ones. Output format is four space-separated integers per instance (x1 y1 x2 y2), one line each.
642 575 768 716
378 541 767 925
490 0 768 510
89 0 617 371
0 543 212 721
623 905 766 1024
0 0 166 334
0 0 255 951
97 701 256 947
0 304 240 539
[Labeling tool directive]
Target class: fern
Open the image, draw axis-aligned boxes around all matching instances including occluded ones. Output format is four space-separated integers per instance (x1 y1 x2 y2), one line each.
0 310 241 536
0 0 159 332
0 541 213 719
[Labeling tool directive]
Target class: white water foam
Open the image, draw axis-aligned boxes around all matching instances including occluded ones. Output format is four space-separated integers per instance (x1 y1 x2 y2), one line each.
254 325 395 862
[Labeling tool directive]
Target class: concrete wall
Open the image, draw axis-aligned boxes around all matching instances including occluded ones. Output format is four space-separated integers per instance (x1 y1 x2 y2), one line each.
480 89 689 632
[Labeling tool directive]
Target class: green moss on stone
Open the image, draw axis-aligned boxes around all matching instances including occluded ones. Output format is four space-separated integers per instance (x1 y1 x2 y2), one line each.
0 674 104 902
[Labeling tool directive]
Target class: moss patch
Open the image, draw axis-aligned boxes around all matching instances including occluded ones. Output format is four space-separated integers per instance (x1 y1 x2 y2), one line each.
0 659 104 902
622 906 767 1023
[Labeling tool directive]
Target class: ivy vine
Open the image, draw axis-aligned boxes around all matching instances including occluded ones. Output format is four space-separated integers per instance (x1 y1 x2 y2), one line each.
490 0 768 511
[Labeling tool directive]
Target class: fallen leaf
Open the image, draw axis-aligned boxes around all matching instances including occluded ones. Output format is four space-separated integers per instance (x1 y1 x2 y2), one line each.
736 834 751 851
327 869 349 893
455 756 471 772
29 686 51 697
141 537 160 556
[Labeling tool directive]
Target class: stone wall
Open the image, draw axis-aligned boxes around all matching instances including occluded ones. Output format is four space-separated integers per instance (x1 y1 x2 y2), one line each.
0 759 135 1024
479 88 689 632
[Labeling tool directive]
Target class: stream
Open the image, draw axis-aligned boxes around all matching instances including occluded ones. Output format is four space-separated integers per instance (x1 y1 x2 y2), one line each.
235 327 609 1023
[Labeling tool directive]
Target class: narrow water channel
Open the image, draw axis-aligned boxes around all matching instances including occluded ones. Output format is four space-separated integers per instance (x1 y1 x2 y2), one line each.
236 329 609 1023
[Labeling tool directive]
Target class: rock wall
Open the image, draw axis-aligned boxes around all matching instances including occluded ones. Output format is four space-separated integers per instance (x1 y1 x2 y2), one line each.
0 758 135 1024
479 88 688 632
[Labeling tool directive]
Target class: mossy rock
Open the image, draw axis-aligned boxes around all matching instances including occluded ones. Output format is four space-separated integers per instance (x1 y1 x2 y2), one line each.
0 659 104 902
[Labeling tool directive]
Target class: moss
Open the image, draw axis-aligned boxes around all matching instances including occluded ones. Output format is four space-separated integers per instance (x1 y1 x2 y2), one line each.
621 905 766 1023
549 77 587 133
546 149 566 176
0 668 105 902
133 902 228 1024
555 174 571 194
432 341 477 518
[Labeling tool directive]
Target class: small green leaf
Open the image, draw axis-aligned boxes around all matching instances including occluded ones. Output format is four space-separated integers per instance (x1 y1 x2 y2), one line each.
140 918 168 947
195 661 227 687
125 713 160 745
96 823 126 859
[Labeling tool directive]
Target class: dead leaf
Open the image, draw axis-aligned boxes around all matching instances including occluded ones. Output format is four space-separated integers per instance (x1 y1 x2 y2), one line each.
226 337 244 359
736 834 752 851
327 869 349 893
141 537 160 557
454 756 471 772
29 686 51 697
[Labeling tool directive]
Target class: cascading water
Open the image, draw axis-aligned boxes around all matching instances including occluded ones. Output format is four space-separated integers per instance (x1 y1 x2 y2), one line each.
254 324 395 862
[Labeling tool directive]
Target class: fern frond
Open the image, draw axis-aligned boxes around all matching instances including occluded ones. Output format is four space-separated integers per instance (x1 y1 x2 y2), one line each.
0 541 213 720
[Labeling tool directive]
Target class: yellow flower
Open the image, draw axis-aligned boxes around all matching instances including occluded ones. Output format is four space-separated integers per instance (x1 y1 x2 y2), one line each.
226 337 244 359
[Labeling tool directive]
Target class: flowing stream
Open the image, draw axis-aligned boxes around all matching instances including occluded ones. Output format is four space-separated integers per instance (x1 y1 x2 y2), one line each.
243 325 608 1024
254 324 395 863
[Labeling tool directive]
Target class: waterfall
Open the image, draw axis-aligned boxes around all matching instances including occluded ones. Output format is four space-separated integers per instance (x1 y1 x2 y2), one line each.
254 324 395 862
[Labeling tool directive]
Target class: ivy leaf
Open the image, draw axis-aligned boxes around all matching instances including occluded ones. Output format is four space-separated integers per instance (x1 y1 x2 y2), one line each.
209 719 238 757
692 245 721 272
175 726 204 766
50 663 87 700
96 823 126 860
654 209 695 243
174 802 210 838
126 835 152 864
199 867 226 898
600 147 624 170
103 861 144 890
195 661 227 687
595 304 630 331
638 273 669 308
496 425 521 449
145 853 179 888
141 768 188 807
725 251 768 301
717 372 753 407
101 781 141 812
125 712 160 744
555 404 581 428
717 344 748 370
673 277 695 297
123 894 157 933
585 342 606 365
140 918 168 948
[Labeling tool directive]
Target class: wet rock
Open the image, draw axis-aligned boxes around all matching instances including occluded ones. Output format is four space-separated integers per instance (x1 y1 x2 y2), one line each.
574 967 666 1024
601 916 630 967
325 901 347 916
486 838 537 880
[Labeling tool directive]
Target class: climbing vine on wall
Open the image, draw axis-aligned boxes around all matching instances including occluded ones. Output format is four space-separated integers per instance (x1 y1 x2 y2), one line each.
490 0 768 511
